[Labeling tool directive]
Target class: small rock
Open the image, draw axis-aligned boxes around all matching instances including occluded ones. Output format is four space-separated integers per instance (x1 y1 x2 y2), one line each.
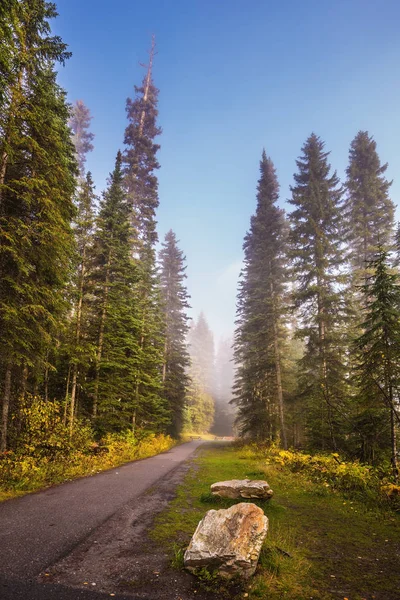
211 479 273 500
184 502 268 579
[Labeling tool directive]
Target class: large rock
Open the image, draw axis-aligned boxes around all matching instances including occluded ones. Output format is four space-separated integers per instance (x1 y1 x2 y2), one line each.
211 479 273 500
184 503 268 579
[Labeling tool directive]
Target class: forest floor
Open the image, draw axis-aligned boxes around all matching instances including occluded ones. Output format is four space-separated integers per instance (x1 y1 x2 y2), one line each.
40 442 400 600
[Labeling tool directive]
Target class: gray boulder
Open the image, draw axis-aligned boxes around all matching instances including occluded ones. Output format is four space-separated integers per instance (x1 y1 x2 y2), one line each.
211 479 273 500
184 502 268 579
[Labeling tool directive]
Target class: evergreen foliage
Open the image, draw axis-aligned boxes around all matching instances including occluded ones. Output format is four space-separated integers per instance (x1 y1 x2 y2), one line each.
62 172 98 430
1 4 399 482
88 153 142 432
122 49 166 434
159 230 191 437
233 151 288 444
345 131 394 280
0 1 76 450
354 246 400 475
288 134 348 451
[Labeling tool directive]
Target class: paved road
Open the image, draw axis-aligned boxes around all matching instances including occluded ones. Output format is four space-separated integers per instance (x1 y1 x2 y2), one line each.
0 440 204 598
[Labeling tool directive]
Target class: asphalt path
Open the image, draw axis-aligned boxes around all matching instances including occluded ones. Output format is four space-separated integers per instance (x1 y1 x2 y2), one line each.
0 440 205 599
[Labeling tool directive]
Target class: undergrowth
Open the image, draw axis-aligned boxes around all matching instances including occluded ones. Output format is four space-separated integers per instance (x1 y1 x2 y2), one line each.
239 443 400 510
0 398 175 501
151 443 400 600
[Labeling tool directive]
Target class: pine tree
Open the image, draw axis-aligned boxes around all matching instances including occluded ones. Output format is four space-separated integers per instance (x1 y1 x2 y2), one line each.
354 246 400 476
122 38 165 432
69 100 95 178
0 1 17 108
233 151 288 444
0 2 76 450
288 134 348 451
345 131 394 282
65 172 97 432
87 153 138 431
123 37 160 255
159 230 191 437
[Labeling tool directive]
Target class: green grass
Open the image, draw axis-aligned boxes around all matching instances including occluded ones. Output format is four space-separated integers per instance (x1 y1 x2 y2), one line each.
151 443 400 600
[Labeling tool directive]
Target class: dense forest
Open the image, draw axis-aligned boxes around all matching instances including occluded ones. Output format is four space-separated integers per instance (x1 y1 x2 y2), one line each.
0 1 399 483
234 136 399 478
0 2 218 458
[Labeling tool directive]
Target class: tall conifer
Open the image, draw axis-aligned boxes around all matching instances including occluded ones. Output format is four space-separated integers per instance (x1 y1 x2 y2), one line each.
89 153 142 431
159 230 191 437
0 2 76 450
122 38 165 430
345 131 394 282
354 247 400 474
233 151 288 443
288 134 347 451
65 172 97 431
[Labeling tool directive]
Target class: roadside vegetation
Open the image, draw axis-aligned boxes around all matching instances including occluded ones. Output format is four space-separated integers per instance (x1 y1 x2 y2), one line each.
151 443 400 600
0 397 174 502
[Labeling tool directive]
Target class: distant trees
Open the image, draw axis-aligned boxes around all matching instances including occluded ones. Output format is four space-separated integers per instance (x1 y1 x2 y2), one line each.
186 314 215 434
212 339 236 437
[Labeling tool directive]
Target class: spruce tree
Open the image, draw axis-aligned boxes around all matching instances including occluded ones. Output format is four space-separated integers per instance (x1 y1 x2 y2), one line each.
354 246 400 476
159 230 191 437
122 39 165 432
233 151 288 444
69 100 95 178
345 131 394 282
65 172 97 432
288 134 348 451
89 152 141 431
0 2 76 450
0 1 17 108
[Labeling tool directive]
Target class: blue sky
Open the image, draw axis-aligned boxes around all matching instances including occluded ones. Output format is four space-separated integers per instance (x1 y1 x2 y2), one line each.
54 0 400 340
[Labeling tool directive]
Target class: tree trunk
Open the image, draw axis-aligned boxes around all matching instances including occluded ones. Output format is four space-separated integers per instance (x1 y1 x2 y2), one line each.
69 258 86 433
93 255 111 418
64 365 71 426
21 365 28 400
162 338 168 384
270 278 286 449
132 410 136 434
390 403 398 482
0 57 24 209
138 35 156 136
0 363 12 452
